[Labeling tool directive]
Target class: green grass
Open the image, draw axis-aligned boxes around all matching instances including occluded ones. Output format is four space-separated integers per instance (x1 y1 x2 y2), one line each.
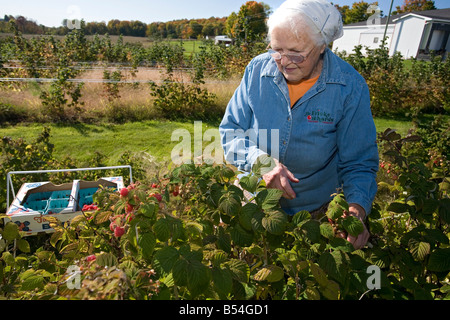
0 120 209 166
373 117 412 136
0 116 419 168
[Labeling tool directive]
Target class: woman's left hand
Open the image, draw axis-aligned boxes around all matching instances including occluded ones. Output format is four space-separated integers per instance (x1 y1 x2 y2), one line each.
346 203 370 250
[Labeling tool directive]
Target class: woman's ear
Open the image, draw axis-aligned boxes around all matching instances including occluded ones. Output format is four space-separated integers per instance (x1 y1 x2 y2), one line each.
319 44 326 54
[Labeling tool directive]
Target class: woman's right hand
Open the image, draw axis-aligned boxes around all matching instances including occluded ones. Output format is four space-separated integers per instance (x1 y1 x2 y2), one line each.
262 159 299 200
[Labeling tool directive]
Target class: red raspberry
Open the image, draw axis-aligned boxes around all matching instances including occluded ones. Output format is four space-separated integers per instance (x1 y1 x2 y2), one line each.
149 193 162 202
114 226 125 237
126 203 133 213
120 188 129 197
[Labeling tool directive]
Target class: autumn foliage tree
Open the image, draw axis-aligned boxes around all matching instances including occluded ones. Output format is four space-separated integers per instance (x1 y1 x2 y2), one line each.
225 1 270 44
394 0 436 14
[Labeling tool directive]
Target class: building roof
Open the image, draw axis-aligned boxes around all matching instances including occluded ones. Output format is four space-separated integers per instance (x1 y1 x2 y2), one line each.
344 8 450 27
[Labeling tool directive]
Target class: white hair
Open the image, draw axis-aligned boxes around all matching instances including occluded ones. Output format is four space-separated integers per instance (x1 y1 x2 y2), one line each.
267 7 325 47
267 0 343 46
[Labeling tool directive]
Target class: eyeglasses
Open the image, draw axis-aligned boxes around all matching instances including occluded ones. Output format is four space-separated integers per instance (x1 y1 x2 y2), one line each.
268 48 314 64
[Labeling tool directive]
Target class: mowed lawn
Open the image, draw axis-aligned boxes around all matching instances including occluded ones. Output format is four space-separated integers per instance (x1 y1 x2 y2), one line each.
0 116 415 167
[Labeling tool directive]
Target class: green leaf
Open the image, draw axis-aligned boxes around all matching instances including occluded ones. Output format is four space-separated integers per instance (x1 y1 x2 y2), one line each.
326 200 344 220
409 239 430 261
2 251 15 266
230 224 254 247
186 259 210 297
262 210 287 235
239 203 258 231
428 248 450 272
94 210 113 225
138 232 156 260
387 201 410 213
305 286 321 300
333 194 349 211
421 198 439 215
17 239 30 253
224 259 250 283
153 218 171 242
173 256 210 297
256 188 283 210
309 262 328 287
139 203 156 219
320 222 335 239
20 274 44 291
239 175 259 194
212 266 233 298
251 209 265 233
172 258 188 287
217 226 231 253
342 216 364 237
211 250 228 267
2 222 20 241
300 220 321 243
50 230 63 247
153 246 179 274
320 280 340 300
382 128 401 141
96 252 118 267
292 210 311 226
253 265 284 282
218 192 241 216
319 251 348 286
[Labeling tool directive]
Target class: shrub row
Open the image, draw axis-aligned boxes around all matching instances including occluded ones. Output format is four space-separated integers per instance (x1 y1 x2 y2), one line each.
0 24 449 123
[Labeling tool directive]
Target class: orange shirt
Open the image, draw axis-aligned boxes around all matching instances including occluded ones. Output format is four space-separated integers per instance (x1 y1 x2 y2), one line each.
287 75 319 108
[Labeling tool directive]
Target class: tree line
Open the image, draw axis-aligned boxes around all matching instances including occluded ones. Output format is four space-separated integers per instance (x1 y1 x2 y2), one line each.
0 0 438 40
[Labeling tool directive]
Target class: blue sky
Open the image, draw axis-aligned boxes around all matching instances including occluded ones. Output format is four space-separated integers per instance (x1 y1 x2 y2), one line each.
1 0 448 27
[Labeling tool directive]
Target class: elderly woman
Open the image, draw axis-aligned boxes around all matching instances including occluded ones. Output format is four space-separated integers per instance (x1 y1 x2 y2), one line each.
219 0 379 249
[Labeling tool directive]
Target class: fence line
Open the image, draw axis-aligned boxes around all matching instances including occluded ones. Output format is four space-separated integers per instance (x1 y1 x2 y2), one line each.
0 77 229 84
0 77 443 88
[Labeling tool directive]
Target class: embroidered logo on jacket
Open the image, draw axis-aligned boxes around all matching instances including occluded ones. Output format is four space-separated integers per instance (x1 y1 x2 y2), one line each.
304 109 334 124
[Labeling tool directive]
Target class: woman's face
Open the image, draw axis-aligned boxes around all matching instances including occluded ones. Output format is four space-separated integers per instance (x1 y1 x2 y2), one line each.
270 27 326 83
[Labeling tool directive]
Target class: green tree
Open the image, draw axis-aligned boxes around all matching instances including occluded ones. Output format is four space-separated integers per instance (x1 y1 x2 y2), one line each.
343 1 379 25
226 1 269 44
225 12 238 38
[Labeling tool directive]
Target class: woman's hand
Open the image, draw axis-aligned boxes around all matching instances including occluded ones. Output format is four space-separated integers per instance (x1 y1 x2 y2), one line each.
262 159 299 199
347 203 370 249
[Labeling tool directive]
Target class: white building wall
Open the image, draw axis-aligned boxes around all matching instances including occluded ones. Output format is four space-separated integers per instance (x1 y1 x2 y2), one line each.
332 27 366 54
389 16 426 58
332 25 394 56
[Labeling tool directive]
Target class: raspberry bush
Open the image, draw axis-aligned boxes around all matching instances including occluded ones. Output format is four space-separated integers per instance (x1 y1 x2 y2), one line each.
1 128 449 300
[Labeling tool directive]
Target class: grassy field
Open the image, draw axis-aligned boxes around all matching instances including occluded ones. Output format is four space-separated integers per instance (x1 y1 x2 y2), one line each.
0 33 205 52
0 116 416 167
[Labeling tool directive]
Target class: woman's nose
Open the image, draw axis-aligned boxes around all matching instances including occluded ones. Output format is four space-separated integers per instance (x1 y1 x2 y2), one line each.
280 55 292 66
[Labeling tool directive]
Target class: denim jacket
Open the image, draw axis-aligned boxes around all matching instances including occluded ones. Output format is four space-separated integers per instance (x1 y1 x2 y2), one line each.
219 48 379 216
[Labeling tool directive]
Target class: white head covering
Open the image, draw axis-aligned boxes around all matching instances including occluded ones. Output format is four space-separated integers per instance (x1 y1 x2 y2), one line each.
274 0 343 44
